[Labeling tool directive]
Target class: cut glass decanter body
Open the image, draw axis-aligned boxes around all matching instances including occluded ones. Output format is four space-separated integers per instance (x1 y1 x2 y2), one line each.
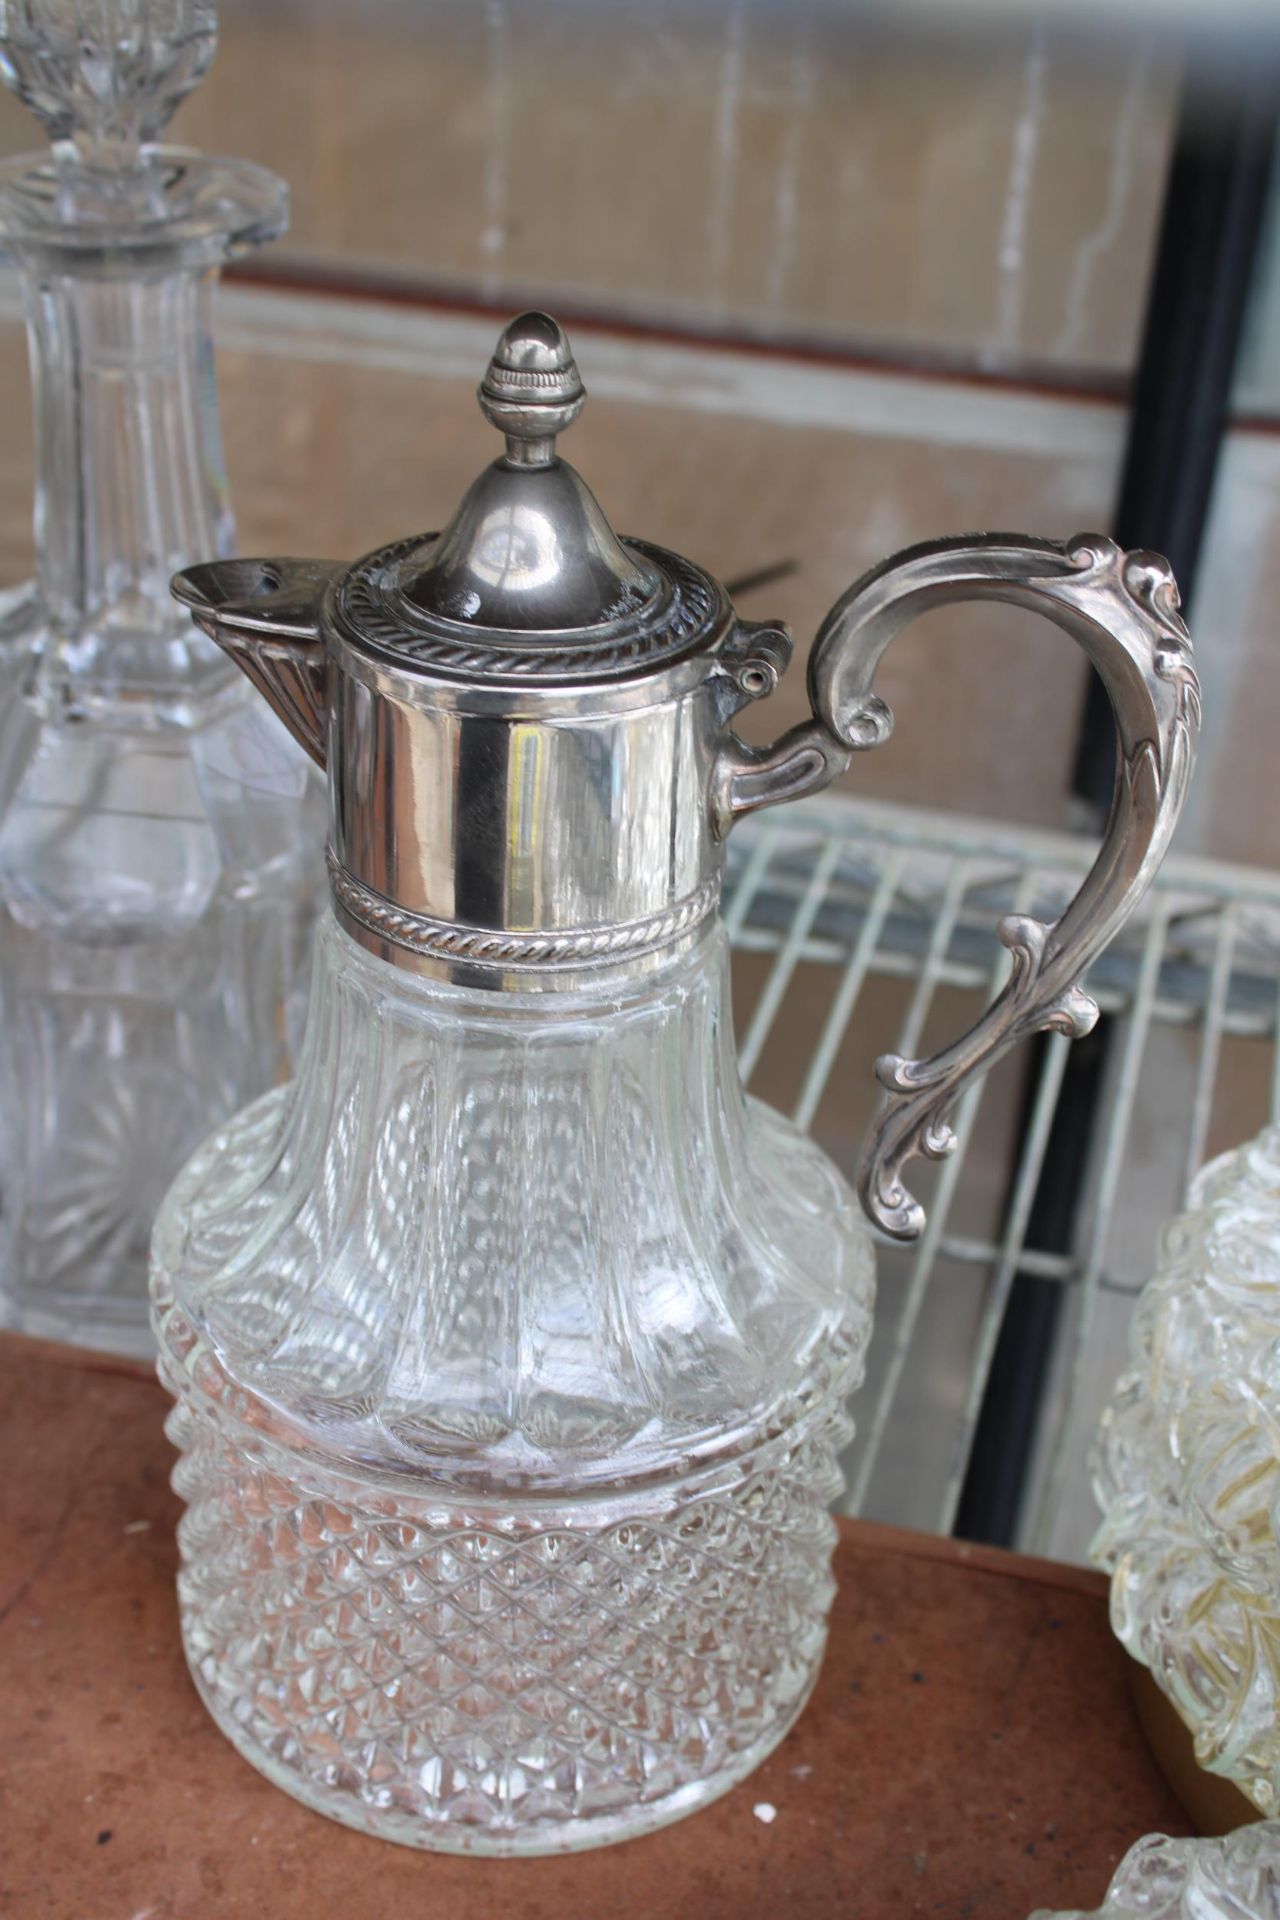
155 310 1198 1852
1093 1127 1280 1818
155 916 873 1852
0 2 322 1351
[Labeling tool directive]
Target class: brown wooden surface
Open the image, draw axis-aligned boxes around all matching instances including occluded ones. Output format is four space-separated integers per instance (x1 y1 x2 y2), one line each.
0 1331 1189 1918
1130 1664 1261 1838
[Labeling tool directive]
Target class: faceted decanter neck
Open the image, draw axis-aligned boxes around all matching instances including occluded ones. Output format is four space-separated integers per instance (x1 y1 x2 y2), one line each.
21 266 237 684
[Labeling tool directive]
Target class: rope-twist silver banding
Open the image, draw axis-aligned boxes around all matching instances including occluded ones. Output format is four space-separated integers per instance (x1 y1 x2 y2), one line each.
334 536 721 683
327 850 720 969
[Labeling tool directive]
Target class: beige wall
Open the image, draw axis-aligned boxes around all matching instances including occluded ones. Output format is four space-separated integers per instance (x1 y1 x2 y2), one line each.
0 3 1176 378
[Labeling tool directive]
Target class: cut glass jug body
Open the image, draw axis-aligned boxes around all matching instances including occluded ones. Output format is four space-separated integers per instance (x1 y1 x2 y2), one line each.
155 312 1199 1852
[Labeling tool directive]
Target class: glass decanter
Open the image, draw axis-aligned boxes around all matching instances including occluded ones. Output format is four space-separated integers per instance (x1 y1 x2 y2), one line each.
1093 1126 1280 1817
155 312 1199 1853
1031 1826 1280 1920
0 1 323 1353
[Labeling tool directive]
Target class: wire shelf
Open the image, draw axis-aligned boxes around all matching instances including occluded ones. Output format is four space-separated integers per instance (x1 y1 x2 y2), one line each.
724 793 1280 1561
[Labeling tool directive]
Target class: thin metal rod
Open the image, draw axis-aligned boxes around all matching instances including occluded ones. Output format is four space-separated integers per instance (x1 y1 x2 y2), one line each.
936 1234 1144 1291
937 1030 1073 1536
847 870 1033 1514
721 824 779 941
1181 902 1238 1200
893 861 974 1061
738 838 842 1084
1030 898 1172 1552
732 929 1278 1043
775 793 1280 907
792 848 909 1132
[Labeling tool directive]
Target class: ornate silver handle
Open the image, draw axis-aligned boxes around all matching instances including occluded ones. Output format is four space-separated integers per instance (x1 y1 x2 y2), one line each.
714 532 1200 1241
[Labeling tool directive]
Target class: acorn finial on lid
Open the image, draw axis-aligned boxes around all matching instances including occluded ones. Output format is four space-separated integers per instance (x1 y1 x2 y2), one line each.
478 311 586 467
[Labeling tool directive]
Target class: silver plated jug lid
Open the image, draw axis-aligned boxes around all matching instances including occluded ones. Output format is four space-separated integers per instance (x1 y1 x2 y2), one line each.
328 311 726 684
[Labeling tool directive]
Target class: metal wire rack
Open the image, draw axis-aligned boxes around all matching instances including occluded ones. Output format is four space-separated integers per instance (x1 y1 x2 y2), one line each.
724 793 1280 1562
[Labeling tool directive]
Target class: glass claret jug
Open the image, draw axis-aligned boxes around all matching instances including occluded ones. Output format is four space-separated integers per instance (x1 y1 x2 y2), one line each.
156 313 1199 1854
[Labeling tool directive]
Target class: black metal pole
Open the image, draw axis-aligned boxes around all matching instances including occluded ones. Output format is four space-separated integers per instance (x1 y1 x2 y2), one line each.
955 50 1279 1548
1074 53 1280 809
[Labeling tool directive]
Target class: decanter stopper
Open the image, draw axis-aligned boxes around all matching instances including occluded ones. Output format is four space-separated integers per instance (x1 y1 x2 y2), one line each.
0 0 282 248
0 0 216 168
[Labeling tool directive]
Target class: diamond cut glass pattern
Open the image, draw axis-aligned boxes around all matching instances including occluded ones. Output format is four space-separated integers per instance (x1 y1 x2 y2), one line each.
168 1406 849 1850
155 920 873 1852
